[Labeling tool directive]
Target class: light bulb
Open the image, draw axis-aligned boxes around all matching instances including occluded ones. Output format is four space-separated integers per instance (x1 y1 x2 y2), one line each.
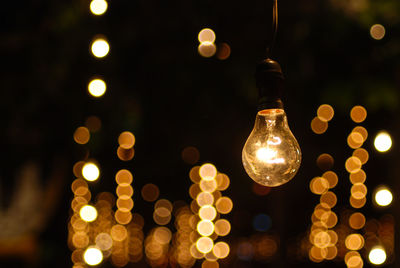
242 58 301 187
242 108 301 186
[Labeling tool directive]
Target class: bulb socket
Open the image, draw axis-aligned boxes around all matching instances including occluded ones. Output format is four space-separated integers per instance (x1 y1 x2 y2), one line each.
256 58 284 110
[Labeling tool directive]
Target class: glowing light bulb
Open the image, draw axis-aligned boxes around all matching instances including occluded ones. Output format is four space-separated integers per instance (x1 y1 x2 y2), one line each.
242 108 301 186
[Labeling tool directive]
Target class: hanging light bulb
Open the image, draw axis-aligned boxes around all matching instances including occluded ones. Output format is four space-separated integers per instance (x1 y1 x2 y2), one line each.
242 59 301 187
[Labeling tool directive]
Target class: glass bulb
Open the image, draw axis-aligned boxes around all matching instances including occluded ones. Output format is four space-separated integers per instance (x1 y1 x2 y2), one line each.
242 108 301 186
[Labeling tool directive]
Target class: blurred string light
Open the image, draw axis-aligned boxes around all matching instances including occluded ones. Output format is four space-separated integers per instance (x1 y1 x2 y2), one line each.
90 0 108 16
370 24 385 40
368 246 386 265
374 131 392 152
80 205 98 222
189 163 232 266
88 78 106 97
374 187 393 207
91 38 110 58
308 105 340 263
74 126 90 144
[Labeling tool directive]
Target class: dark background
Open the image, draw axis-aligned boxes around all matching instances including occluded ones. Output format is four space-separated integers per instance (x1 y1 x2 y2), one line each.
1 0 400 267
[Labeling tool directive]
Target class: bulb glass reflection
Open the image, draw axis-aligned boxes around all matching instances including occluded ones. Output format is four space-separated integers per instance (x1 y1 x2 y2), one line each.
242 109 301 186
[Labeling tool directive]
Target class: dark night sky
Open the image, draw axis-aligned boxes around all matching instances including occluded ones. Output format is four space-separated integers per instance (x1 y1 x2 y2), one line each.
1 0 400 267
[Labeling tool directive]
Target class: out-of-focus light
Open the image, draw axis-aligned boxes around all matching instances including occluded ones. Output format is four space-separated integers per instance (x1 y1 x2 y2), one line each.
370 24 385 40
141 183 159 202
252 214 272 232
345 234 364 250
368 246 386 265
91 38 110 58
317 104 334 122
316 153 334 171
153 227 172 244
200 179 218 193
214 219 231 236
199 164 217 181
199 205 217 221
347 132 364 149
374 187 393 206
80 205 98 222
95 233 113 251
196 237 214 253
213 242 230 259
217 43 231 60
197 220 215 236
115 209 132 224
111 224 128 241
353 148 369 164
311 117 328 134
350 169 366 184
350 105 367 123
350 196 366 208
215 197 233 214
182 146 200 165
348 212 366 230
117 147 134 161
90 0 108 16
85 116 102 132
118 131 135 149
83 247 103 266
116 185 133 198
309 177 329 195
374 131 392 152
352 126 368 141
198 28 216 43
74 127 90 144
351 183 367 199
320 191 337 208
345 156 362 174
322 171 338 189
115 169 133 186
198 42 217 58
197 192 214 207
88 79 106 97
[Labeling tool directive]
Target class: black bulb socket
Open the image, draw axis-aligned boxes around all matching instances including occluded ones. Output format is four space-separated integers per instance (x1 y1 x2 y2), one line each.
256 58 284 111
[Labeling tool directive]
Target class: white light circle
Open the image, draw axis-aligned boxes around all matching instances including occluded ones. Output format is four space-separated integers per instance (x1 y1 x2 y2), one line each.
368 247 386 265
375 188 393 206
82 163 100 181
84 247 103 266
374 131 392 152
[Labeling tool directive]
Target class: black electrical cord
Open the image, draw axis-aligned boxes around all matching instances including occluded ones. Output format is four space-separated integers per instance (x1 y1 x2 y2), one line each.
266 0 278 58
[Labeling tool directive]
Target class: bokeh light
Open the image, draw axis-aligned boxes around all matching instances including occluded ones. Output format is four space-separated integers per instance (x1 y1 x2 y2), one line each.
95 233 113 251
345 156 362 174
85 116 102 132
91 38 110 58
311 117 328 134
199 164 217 181
374 187 393 207
213 242 230 259
353 148 369 164
74 126 90 144
197 192 214 207
196 237 214 254
370 24 386 40
83 247 103 266
310 177 329 195
214 219 230 236
199 205 217 221
182 146 200 165
141 183 160 202
117 147 134 161
197 220 215 237
79 205 98 222
118 131 135 149
349 212 366 230
110 224 128 241
198 42 217 58
90 0 108 16
350 105 367 123
374 131 392 152
316 153 334 171
345 234 364 250
350 169 366 184
322 171 338 189
115 169 133 186
217 43 231 60
368 246 386 265
88 78 106 97
198 28 216 43
317 104 334 122
215 197 233 214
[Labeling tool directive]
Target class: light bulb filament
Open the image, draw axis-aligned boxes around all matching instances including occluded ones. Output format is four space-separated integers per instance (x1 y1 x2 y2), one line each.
256 147 285 164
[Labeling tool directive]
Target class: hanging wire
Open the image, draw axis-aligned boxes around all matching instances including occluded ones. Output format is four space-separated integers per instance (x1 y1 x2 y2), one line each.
266 0 278 57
